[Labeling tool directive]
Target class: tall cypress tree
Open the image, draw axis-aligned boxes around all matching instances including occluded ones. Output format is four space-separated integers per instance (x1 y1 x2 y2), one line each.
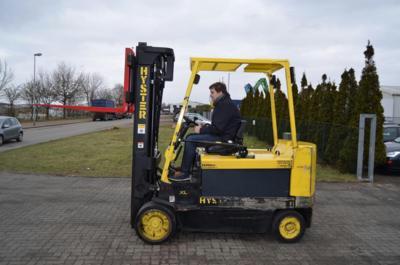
296 72 309 122
310 74 337 156
339 41 386 172
251 89 260 118
301 72 308 90
240 91 252 117
292 83 299 107
254 91 267 140
296 82 314 141
309 79 324 144
346 69 358 120
325 69 353 164
274 78 289 135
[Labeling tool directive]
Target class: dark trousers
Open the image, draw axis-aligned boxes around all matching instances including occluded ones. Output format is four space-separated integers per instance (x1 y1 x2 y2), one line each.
181 134 221 174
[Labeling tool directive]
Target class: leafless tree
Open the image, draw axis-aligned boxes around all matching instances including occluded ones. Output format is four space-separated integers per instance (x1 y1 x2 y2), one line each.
0 59 14 94
52 62 84 118
81 73 104 106
95 88 114 100
37 72 57 119
3 85 20 116
21 80 40 120
112 83 124 106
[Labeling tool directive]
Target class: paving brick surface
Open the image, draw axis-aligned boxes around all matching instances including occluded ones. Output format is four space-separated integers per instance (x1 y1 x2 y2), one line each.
0 172 399 265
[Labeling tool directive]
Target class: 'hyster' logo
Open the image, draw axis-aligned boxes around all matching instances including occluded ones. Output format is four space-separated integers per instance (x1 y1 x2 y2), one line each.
199 197 218 205
139 67 148 119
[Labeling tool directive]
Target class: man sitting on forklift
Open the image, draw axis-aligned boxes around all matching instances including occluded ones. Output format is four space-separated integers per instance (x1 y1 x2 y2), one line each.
170 82 242 181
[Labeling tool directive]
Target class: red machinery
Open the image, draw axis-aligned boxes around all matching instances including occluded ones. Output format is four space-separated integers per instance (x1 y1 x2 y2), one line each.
34 48 135 115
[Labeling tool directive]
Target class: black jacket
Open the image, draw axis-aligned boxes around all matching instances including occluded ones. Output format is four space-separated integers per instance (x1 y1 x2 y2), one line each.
200 94 241 141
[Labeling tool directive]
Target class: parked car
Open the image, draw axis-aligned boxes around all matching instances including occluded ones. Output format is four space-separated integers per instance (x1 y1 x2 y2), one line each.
383 123 400 142
0 116 23 146
173 112 211 125
382 137 400 173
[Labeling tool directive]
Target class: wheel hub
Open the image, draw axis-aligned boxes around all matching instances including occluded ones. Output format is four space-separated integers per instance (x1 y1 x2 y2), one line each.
279 216 300 239
140 210 170 241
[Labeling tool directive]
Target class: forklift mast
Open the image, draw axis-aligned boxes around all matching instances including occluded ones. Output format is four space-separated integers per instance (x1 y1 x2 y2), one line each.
128 43 175 226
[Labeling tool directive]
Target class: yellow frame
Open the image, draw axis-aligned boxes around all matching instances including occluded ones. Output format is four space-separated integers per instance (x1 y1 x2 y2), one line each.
161 58 298 183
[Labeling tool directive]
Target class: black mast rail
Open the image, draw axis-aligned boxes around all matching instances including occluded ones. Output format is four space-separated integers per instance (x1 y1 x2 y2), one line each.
129 42 175 226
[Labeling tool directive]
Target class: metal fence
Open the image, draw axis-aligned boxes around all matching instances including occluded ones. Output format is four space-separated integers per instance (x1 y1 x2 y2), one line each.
0 105 91 121
243 117 358 162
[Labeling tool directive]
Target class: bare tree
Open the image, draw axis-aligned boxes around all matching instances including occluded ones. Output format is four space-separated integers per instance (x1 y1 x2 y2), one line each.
0 59 14 94
52 62 84 118
95 88 114 100
3 85 20 116
21 80 40 120
37 71 57 119
111 83 124 106
81 73 104 106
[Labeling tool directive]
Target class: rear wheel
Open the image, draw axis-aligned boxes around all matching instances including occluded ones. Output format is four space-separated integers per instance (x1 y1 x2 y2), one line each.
0 135 3 146
135 202 176 244
272 210 305 243
17 132 23 142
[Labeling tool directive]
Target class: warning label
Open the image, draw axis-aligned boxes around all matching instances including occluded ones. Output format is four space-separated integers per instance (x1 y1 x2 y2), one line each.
138 124 146 134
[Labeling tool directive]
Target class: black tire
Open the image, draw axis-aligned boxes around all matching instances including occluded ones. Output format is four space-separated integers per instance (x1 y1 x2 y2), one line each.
17 132 23 142
135 201 176 244
0 135 3 146
272 210 305 243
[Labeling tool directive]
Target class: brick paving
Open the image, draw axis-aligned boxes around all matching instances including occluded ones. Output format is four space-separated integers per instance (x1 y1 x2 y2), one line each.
0 172 399 265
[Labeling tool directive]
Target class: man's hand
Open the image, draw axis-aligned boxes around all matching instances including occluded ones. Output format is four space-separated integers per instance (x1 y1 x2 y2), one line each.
194 124 202 134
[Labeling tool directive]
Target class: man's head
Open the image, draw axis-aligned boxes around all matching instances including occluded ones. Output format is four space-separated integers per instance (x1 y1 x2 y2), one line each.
209 82 228 103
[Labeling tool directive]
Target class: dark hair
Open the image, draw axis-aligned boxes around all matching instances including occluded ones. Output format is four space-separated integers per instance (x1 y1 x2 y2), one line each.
209 82 228 95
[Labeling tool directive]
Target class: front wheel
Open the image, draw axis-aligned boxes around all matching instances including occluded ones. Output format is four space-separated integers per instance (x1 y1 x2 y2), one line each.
272 210 305 243
135 202 176 244
17 132 23 142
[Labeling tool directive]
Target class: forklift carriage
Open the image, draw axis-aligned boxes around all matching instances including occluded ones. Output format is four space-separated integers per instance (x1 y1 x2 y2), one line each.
128 43 316 244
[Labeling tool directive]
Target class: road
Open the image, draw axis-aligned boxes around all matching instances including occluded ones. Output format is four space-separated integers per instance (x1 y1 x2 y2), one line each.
0 119 133 153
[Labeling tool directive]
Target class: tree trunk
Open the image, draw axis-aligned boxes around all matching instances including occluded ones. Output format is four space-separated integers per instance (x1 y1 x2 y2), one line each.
30 106 34 120
63 99 66 119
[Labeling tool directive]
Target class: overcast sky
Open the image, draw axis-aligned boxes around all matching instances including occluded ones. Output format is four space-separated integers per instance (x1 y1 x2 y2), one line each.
1 0 399 104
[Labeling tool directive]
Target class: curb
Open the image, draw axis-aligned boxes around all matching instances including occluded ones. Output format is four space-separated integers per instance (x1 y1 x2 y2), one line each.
23 120 91 129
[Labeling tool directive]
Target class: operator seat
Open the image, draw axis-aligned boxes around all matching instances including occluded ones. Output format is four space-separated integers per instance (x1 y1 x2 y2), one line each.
205 120 247 156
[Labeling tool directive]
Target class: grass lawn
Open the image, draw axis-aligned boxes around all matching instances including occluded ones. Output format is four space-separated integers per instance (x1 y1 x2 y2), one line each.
0 125 356 181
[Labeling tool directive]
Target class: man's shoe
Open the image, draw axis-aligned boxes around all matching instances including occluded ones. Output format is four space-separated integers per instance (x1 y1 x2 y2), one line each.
169 172 191 182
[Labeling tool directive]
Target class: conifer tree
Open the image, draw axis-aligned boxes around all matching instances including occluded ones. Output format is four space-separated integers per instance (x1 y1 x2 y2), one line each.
301 72 308 90
325 70 352 164
251 89 260 118
240 91 251 117
296 82 314 141
274 78 289 135
339 41 386 172
309 74 337 155
292 82 299 107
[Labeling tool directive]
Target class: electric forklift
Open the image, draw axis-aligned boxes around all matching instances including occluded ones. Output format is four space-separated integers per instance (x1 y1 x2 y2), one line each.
127 42 316 244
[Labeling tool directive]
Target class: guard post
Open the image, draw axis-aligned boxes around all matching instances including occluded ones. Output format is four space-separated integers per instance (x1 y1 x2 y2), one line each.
357 114 377 182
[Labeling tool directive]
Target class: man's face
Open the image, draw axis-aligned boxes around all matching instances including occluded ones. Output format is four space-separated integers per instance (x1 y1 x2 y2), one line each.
209 88 223 104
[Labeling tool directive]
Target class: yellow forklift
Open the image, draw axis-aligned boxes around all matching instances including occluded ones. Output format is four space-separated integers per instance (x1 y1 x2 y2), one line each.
128 43 316 244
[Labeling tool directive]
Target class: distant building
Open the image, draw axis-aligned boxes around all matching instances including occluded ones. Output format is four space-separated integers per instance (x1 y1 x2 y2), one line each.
381 86 400 123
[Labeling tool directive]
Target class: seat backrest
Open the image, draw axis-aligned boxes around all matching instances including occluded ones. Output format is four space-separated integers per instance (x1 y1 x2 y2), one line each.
234 120 247 144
